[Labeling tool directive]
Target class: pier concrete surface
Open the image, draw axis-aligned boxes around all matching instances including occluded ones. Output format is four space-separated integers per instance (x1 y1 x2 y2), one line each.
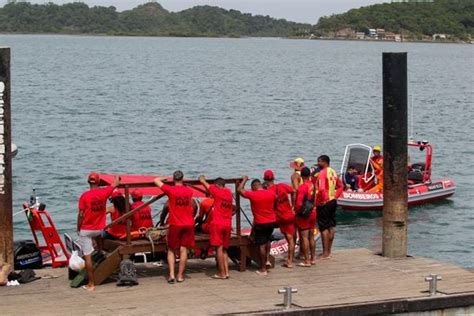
0 249 473 315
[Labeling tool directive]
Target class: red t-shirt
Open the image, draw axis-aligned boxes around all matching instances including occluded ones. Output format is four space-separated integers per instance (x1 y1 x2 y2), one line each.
209 185 233 228
161 184 195 226
241 189 276 225
314 167 344 205
78 185 114 230
268 183 294 222
131 201 153 230
107 208 127 237
295 180 315 215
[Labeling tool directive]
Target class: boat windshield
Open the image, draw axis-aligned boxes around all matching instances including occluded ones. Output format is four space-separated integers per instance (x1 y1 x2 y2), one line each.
340 144 374 185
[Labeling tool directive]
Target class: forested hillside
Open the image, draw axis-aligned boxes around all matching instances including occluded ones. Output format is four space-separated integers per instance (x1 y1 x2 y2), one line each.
0 2 311 37
313 0 473 40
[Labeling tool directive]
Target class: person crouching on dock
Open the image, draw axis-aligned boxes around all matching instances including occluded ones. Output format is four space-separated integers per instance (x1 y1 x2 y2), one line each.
199 176 233 279
238 176 276 276
77 172 120 291
154 171 195 284
263 170 296 268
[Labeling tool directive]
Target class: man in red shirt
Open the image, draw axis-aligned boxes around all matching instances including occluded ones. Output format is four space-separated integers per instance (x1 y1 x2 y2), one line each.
199 176 233 279
130 190 153 231
77 172 120 291
238 176 276 276
195 197 214 234
263 170 296 268
314 155 344 259
294 167 316 267
154 170 194 284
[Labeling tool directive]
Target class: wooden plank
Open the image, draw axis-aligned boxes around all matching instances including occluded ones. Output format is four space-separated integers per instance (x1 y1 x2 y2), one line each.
93 248 122 286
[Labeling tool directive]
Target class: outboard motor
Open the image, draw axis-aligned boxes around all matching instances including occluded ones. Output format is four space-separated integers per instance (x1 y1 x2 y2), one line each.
14 240 43 270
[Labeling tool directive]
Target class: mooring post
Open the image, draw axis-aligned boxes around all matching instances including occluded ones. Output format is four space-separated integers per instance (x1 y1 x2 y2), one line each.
382 52 408 258
0 47 13 272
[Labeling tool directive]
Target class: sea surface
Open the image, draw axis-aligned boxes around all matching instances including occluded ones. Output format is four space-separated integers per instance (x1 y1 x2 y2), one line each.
1 35 473 268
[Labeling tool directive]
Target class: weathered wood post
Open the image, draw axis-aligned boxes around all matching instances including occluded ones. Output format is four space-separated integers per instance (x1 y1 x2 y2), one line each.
382 52 408 258
0 47 13 276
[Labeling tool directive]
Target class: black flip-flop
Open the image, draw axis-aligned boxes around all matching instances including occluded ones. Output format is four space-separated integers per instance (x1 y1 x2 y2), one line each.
168 278 176 284
177 279 185 283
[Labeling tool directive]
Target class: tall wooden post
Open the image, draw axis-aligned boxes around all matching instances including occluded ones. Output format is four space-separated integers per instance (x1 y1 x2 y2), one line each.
382 52 408 258
0 47 13 270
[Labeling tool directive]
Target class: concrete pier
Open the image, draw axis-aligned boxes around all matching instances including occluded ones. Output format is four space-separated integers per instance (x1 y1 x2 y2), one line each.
1 249 473 315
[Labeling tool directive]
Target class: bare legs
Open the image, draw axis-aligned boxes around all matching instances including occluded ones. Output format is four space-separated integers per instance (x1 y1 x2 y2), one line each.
258 243 268 274
299 229 311 265
309 229 316 264
167 249 176 281
321 227 335 258
177 246 188 281
216 246 229 278
284 232 295 267
84 254 95 290
168 247 188 282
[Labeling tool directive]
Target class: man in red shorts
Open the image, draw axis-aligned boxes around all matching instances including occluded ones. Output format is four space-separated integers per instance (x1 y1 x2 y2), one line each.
294 167 316 267
199 176 233 279
238 176 276 276
130 190 153 231
263 170 296 268
77 172 120 291
154 170 194 284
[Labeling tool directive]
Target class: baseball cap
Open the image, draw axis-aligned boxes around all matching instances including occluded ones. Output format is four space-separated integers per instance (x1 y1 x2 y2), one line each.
373 145 382 152
263 170 275 181
289 157 305 170
88 172 100 184
131 190 143 200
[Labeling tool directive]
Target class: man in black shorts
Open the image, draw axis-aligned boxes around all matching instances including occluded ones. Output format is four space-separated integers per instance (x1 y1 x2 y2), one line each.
314 155 344 259
238 176 276 276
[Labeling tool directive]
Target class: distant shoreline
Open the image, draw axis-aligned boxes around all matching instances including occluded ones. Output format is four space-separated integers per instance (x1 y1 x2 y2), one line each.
0 32 471 45
306 37 472 45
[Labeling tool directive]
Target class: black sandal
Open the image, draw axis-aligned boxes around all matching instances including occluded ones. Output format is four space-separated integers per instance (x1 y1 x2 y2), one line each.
168 278 176 284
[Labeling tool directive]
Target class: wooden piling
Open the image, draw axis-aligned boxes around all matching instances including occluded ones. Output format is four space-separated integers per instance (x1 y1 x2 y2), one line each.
382 52 408 258
0 47 13 270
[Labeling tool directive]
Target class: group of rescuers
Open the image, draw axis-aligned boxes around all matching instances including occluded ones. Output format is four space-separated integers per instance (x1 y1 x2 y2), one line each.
77 149 384 291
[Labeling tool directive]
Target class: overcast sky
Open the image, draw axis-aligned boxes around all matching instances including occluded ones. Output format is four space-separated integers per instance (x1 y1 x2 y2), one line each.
11 1 391 24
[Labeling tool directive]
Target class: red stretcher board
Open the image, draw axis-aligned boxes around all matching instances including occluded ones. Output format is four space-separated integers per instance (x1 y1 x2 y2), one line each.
98 174 208 198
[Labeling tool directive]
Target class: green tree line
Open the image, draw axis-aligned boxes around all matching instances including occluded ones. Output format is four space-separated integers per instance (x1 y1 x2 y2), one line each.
0 2 311 37
313 0 473 40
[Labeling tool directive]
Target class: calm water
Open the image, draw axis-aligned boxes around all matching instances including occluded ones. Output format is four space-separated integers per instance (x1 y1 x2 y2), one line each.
1 35 473 268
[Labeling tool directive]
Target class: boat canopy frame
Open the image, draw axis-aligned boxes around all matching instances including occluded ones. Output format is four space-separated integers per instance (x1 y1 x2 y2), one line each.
101 176 244 246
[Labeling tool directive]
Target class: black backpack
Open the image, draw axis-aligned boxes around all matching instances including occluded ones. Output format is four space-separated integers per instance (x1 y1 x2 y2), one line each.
298 184 316 218
117 259 139 286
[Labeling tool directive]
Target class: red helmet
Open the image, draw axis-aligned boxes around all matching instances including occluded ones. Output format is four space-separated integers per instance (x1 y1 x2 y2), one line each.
110 190 122 199
131 190 143 200
263 169 275 181
88 172 100 184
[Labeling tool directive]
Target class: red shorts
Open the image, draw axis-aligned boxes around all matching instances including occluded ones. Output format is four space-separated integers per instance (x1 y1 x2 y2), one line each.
210 224 231 248
278 220 295 236
167 225 195 250
295 210 317 231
